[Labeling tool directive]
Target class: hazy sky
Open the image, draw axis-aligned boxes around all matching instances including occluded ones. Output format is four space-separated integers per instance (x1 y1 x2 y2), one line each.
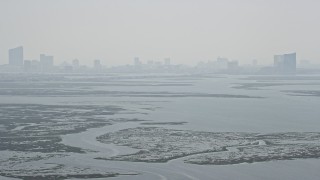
1 0 320 66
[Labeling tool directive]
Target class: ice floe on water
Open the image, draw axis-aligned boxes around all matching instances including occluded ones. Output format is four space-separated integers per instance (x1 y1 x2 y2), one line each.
97 127 320 165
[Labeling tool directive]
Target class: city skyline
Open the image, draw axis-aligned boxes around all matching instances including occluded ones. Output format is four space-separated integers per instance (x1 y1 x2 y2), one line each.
0 45 303 67
1 45 304 75
2 1 320 179
1 0 320 66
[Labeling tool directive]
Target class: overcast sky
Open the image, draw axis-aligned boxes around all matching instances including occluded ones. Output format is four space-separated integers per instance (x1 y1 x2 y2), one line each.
1 0 319 66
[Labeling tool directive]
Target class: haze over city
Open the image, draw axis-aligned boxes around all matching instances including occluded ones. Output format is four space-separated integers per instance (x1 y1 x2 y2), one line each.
1 0 320 66
3 1 320 180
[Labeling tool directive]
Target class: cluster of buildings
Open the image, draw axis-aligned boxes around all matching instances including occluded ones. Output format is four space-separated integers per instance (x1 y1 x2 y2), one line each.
273 53 296 74
0 46 303 75
7 46 54 72
257 52 297 74
195 57 241 74
133 57 171 67
3 46 105 73
195 53 298 74
109 57 178 73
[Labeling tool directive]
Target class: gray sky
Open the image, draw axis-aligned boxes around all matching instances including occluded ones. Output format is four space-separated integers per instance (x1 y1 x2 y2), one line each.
1 0 320 66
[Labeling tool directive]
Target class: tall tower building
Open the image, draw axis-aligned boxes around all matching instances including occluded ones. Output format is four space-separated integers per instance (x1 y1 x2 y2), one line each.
8 46 23 66
274 53 296 74
40 54 54 71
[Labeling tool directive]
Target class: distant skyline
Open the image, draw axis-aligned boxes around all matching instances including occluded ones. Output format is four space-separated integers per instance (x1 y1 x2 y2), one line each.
1 0 320 66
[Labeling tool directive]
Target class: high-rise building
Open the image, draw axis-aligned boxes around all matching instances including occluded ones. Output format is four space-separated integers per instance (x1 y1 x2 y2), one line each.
274 53 296 74
216 57 228 70
40 54 54 71
9 46 23 66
